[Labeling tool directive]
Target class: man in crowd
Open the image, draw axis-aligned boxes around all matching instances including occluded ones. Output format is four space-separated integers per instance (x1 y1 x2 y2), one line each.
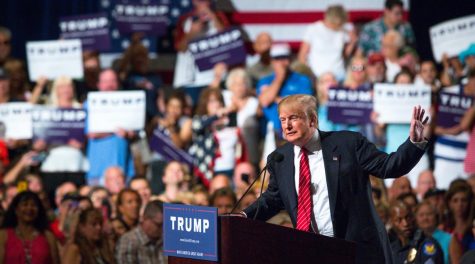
244 94 429 263
116 200 166 264
130 177 152 216
0 27 12 67
358 0 415 56
104 166 126 195
389 176 412 202
247 32 273 85
415 170 436 201
257 43 313 135
390 201 443 263
86 69 135 185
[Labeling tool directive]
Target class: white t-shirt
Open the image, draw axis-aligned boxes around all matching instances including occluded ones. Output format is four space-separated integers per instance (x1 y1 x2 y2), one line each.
385 59 401 83
213 127 240 172
302 21 350 80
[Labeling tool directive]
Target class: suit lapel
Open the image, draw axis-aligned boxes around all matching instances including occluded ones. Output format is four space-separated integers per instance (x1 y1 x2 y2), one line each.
279 144 298 220
320 130 340 220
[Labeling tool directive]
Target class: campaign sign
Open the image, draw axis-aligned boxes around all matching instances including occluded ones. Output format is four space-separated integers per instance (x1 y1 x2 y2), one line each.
26 39 84 81
59 13 111 51
113 0 169 36
189 27 247 71
32 107 86 145
87 91 146 133
0 103 33 140
327 87 373 124
430 14 475 62
437 91 474 128
373 84 431 124
149 127 194 167
163 203 218 261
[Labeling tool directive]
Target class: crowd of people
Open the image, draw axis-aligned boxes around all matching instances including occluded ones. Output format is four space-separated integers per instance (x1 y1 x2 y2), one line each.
0 0 474 263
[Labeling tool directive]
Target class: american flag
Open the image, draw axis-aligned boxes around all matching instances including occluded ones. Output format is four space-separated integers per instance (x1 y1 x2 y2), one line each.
219 0 409 49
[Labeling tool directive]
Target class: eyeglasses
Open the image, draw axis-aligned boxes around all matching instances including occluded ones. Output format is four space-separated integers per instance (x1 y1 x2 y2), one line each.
351 65 365 72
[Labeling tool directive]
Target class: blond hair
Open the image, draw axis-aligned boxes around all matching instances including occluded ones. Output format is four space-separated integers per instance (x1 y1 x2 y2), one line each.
49 76 80 107
278 94 317 121
324 5 347 27
225 68 252 92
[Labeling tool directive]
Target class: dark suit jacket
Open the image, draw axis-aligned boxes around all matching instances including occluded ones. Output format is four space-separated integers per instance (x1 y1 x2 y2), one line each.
244 130 425 264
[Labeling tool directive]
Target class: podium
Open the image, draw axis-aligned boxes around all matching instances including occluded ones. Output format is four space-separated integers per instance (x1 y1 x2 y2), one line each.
169 216 355 264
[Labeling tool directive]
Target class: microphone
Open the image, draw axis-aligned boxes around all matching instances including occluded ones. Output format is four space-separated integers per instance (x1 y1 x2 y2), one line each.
230 152 284 215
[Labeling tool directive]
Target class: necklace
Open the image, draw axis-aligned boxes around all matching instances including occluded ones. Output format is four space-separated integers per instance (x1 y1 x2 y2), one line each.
15 227 38 264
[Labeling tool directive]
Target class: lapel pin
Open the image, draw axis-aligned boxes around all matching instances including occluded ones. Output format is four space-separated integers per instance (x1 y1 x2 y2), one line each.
333 156 338 161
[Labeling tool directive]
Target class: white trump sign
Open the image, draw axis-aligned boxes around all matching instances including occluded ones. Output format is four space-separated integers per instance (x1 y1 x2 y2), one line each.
0 103 33 139
87 91 146 133
430 15 475 62
373 84 431 124
26 39 84 81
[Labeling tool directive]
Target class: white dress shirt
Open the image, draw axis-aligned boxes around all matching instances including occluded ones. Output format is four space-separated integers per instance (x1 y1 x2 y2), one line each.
293 130 334 237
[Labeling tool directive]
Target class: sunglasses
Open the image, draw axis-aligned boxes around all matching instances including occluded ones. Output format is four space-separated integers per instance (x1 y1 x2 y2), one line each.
351 65 365 72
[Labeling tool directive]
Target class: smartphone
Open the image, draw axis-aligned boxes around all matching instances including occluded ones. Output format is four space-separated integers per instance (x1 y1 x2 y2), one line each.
31 152 48 163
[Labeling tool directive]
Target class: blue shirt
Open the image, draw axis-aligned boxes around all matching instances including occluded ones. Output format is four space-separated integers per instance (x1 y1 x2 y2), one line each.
257 71 313 133
432 229 451 264
84 101 135 183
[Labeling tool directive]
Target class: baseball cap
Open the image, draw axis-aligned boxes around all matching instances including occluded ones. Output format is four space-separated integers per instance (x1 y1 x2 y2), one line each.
423 188 446 200
368 53 385 65
270 43 291 59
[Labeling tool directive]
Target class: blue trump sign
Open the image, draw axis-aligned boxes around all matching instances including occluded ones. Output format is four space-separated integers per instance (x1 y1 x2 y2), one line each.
163 203 218 261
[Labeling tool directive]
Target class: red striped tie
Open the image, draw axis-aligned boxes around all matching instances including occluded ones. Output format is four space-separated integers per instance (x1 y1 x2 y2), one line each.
296 148 312 232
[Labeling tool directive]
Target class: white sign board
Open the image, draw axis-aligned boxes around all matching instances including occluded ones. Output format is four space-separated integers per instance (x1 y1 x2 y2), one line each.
373 84 431 124
87 91 146 133
26 39 84 81
0 103 33 139
430 15 475 62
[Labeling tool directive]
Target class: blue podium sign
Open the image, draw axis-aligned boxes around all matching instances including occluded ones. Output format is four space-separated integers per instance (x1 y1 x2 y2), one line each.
163 203 218 261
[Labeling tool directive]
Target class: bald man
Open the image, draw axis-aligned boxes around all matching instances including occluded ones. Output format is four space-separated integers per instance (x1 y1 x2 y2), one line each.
415 170 436 201
389 176 412 202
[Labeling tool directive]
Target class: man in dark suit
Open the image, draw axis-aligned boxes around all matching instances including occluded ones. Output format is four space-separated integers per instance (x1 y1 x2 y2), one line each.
243 94 429 264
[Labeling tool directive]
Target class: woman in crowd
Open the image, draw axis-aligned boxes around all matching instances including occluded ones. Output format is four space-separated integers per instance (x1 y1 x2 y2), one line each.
444 181 475 263
343 56 370 90
189 88 246 186
62 208 115 264
223 68 260 165
0 191 60 264
315 71 339 131
115 189 141 233
444 181 473 235
339 56 375 141
31 76 89 173
150 90 192 150
415 201 451 264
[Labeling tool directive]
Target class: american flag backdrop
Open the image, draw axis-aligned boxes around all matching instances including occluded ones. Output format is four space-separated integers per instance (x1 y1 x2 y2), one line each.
219 0 410 48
